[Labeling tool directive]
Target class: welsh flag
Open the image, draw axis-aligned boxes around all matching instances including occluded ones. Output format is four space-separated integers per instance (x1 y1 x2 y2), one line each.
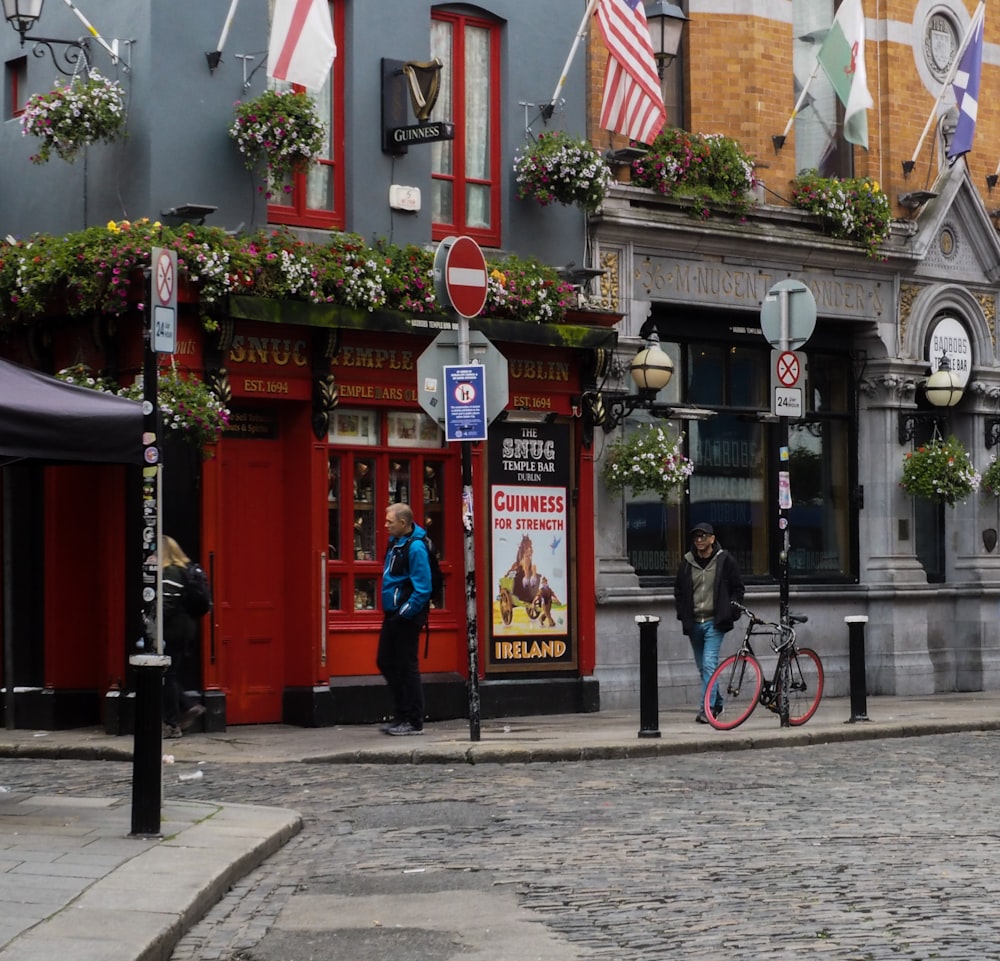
817 0 873 148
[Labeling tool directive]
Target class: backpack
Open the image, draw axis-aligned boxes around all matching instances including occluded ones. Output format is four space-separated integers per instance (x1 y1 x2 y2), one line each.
182 562 213 618
404 533 443 658
407 536 444 607
410 534 444 611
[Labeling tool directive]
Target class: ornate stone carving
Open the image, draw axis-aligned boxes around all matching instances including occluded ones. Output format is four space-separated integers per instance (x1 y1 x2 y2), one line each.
898 284 921 350
858 373 918 402
598 250 620 311
970 381 1000 402
977 292 997 346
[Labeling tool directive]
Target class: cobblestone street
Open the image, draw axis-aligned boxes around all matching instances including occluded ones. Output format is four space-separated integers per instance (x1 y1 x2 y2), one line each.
2 731 997 960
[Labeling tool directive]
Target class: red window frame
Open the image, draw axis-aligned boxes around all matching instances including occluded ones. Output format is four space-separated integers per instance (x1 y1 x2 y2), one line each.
8 56 28 118
268 0 345 230
430 10 502 247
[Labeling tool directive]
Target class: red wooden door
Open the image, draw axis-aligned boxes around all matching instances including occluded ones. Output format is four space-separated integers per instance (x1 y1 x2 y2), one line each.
219 437 285 723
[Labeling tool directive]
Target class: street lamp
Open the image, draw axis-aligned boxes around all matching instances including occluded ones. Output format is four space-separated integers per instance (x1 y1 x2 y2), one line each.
3 0 130 74
1 0 43 42
897 353 964 443
629 331 674 399
923 352 963 408
599 332 715 429
645 0 688 77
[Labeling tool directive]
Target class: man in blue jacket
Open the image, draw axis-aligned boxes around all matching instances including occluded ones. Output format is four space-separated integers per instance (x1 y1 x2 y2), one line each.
377 502 432 735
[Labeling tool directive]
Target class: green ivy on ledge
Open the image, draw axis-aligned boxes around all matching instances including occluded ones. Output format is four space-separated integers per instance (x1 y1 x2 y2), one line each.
0 221 577 331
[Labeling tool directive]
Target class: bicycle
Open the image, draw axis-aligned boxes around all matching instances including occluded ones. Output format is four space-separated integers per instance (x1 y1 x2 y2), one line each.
703 602 824 730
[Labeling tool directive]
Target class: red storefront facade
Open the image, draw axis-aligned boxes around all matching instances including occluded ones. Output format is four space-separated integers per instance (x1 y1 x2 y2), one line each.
1 301 613 729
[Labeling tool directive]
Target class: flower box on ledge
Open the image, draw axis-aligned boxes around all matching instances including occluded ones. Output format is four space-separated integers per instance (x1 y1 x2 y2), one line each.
562 308 623 328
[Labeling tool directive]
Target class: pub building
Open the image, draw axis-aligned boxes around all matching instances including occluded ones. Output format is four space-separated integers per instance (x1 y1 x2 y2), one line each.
1 296 615 730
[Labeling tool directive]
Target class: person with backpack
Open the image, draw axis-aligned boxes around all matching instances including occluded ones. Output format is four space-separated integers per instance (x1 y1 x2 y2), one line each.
160 536 212 739
377 503 432 736
673 522 745 724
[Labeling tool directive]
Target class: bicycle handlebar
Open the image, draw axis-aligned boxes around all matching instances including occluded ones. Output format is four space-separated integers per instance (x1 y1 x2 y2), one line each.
732 601 807 629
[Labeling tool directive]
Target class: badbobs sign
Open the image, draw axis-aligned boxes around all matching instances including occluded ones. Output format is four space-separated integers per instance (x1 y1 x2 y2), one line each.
928 316 972 387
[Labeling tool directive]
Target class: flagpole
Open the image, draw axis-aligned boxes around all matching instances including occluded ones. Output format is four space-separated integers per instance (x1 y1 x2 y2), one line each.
543 0 601 119
781 60 821 138
906 1 984 171
58 0 128 72
207 0 241 73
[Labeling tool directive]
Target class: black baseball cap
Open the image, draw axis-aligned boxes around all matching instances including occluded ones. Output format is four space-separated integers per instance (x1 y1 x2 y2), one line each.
690 522 714 536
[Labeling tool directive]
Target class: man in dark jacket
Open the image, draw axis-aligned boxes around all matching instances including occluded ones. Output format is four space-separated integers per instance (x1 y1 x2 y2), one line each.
673 522 745 723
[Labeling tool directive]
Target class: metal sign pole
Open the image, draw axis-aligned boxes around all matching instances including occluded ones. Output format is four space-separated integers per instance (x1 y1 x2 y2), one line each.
778 289 790 630
456 308 481 742
130 279 168 838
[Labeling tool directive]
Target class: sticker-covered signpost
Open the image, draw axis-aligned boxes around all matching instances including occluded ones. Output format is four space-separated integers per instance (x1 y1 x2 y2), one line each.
129 248 175 837
433 236 490 742
760 279 816 633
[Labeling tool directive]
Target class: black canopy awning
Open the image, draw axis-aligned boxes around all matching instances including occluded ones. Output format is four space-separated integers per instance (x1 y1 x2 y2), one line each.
0 357 142 464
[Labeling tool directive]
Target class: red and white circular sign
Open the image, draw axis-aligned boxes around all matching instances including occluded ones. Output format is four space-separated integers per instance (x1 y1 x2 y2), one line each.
444 236 488 319
776 351 801 388
155 249 175 306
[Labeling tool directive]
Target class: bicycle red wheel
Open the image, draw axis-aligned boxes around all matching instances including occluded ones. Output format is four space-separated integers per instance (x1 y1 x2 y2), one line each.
786 647 824 726
704 653 763 730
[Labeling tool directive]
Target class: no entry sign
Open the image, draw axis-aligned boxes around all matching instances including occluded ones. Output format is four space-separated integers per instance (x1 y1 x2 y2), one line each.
435 236 488 319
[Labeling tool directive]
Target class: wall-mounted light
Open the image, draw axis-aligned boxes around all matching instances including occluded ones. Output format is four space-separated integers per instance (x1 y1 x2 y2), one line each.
644 0 688 78
160 203 218 225
600 332 715 430
503 410 555 425
923 352 963 408
2 0 130 74
897 353 963 444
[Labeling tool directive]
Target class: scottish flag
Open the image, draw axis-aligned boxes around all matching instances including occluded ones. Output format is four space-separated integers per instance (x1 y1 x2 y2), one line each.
948 7 985 162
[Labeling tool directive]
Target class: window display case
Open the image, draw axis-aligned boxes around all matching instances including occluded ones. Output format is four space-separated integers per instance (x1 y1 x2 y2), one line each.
327 410 452 619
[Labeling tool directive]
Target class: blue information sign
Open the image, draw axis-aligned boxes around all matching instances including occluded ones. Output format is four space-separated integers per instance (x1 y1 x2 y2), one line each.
444 364 487 442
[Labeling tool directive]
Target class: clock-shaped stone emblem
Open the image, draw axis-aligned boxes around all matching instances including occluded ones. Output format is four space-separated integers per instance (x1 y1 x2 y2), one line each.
925 12 959 81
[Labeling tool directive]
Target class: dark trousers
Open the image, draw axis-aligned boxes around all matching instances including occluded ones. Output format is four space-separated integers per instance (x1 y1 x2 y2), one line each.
376 611 425 728
162 648 195 728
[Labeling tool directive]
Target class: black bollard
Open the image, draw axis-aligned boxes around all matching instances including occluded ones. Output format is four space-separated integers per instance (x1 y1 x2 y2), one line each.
130 654 169 837
844 615 870 723
636 615 661 738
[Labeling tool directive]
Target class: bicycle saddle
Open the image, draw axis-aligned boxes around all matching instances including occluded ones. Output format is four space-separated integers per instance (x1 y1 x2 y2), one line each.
788 612 808 625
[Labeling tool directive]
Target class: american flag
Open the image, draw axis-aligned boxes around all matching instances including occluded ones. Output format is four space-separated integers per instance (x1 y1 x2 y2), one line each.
595 0 666 145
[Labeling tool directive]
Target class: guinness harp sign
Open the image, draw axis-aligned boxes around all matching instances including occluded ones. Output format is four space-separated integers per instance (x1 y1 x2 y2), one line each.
381 57 455 155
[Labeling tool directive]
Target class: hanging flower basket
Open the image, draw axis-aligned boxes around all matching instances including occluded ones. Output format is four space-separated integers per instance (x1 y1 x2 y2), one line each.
900 435 980 506
602 424 694 499
630 128 758 219
20 71 126 164
790 171 892 258
119 368 230 456
514 130 613 212
229 89 326 192
982 455 1000 496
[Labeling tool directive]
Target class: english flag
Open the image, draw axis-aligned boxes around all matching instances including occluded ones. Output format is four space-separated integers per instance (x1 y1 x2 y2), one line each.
268 0 337 91
595 0 666 145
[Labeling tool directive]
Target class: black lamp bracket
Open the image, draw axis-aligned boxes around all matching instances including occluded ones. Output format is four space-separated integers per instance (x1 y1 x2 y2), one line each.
986 417 1000 450
897 410 943 445
25 35 90 76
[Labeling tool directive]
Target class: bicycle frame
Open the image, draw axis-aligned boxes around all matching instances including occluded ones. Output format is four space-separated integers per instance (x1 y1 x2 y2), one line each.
705 603 824 730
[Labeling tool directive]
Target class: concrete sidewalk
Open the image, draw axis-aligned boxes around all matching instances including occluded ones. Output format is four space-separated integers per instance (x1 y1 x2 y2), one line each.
0 691 998 961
